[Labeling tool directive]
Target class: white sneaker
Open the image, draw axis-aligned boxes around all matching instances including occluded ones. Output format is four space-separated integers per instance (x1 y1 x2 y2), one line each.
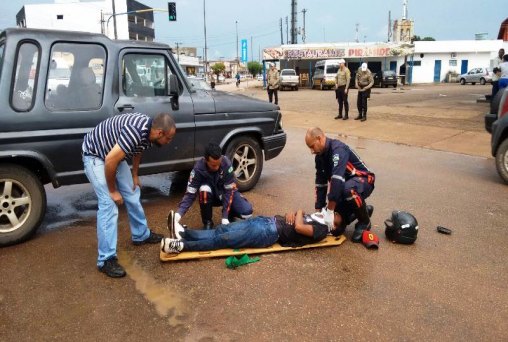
167 210 184 239
161 238 184 254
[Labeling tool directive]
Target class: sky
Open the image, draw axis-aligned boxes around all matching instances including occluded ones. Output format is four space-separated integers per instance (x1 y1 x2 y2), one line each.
2 0 506 61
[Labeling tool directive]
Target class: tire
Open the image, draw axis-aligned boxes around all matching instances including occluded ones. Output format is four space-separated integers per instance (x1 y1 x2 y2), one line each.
295 86 299 91
472 82 476 85
460 78 465 85
490 89 504 115
225 136 263 192
480 78 486 85
495 139 508 184
393 84 397 88
0 164 46 246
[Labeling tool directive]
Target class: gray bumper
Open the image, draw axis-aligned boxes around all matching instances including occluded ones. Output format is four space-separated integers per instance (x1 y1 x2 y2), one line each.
262 132 287 160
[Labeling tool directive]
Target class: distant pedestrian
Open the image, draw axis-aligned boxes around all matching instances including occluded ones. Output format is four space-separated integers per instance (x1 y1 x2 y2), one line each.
267 63 280 105
499 54 508 90
355 63 374 122
334 59 351 120
491 49 505 97
235 72 241 87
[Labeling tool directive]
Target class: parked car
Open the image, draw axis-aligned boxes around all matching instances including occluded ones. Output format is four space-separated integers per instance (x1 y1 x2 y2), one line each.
0 28 287 246
280 69 299 91
459 67 492 85
373 70 398 88
256 74 264 81
485 86 508 184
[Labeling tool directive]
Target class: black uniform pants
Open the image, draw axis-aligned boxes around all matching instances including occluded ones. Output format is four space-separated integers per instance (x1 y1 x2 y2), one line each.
336 86 349 115
357 89 370 116
267 88 278 105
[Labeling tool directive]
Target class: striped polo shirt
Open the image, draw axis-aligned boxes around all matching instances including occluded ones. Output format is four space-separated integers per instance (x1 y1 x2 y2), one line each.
82 113 153 160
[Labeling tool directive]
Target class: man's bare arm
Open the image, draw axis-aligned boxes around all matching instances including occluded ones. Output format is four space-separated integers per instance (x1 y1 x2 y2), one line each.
105 144 126 205
294 209 314 237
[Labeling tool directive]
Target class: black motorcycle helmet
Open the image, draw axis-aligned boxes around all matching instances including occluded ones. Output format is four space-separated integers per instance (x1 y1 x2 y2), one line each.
384 210 419 244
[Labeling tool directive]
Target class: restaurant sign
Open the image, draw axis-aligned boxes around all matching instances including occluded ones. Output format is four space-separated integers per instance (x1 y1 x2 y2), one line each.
263 44 414 60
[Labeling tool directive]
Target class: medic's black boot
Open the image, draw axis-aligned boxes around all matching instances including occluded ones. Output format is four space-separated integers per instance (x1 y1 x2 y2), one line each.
352 202 372 243
200 201 214 229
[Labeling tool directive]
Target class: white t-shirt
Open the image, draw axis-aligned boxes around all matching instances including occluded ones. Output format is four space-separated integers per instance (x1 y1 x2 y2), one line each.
500 61 508 78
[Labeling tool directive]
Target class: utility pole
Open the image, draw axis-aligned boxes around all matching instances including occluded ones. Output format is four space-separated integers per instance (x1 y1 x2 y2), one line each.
355 23 359 43
112 0 118 39
285 16 289 44
301 8 307 43
175 42 182 62
290 0 298 44
250 36 253 62
280 18 283 45
203 0 208 76
388 11 392 42
235 20 239 63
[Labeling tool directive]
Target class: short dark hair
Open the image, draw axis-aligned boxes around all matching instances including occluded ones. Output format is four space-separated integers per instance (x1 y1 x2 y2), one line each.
204 143 222 160
152 113 176 131
493 67 501 73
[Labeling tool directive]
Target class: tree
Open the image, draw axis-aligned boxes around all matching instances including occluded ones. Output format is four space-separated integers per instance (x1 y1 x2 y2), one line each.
247 61 263 77
210 62 225 82
411 35 435 43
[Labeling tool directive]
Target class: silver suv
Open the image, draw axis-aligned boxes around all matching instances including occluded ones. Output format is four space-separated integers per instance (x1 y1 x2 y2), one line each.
459 67 492 85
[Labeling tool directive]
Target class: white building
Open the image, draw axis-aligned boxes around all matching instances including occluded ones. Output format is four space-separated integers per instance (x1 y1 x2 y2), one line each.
16 0 154 41
412 40 508 83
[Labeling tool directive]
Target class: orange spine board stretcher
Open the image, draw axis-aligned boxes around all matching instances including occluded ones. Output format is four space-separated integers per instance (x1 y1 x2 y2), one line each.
160 235 346 262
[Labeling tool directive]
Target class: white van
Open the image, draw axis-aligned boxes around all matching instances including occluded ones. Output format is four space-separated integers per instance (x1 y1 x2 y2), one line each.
312 59 340 90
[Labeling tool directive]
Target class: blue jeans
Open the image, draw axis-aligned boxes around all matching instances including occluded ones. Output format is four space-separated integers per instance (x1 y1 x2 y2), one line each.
181 216 279 251
83 155 151 267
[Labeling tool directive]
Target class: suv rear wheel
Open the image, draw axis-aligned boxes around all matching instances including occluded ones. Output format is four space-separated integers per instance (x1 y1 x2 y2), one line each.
480 78 486 85
225 136 263 192
0 165 46 246
495 139 508 184
460 78 466 85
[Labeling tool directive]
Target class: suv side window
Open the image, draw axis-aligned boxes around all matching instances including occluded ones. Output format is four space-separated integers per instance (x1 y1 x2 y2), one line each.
11 42 39 112
122 54 171 97
45 43 106 111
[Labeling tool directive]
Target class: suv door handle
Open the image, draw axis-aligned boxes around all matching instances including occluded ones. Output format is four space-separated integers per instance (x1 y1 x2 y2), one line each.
117 104 134 111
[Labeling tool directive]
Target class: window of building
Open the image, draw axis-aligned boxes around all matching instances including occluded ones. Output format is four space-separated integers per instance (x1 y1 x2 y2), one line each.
45 43 106 111
449 60 457 66
122 54 175 97
11 42 39 111
409 61 421 67
56 14 63 20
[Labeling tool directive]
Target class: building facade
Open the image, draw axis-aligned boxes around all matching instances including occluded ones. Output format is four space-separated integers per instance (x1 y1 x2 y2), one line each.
16 0 154 41
263 39 508 85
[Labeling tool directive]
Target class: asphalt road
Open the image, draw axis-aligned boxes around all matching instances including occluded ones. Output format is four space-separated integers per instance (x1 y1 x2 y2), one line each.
1 84 507 341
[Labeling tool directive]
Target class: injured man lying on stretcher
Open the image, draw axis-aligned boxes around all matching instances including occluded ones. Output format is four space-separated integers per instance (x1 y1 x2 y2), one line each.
161 209 346 254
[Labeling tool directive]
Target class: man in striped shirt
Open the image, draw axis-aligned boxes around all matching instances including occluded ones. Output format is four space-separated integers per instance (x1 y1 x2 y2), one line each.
305 127 375 243
82 112 176 278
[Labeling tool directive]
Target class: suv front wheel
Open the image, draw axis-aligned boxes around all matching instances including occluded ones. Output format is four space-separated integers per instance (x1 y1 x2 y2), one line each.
495 139 508 184
0 165 46 246
225 136 263 192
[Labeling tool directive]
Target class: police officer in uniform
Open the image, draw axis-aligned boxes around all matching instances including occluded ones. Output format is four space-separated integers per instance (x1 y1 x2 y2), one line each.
174 143 253 229
267 63 280 105
334 59 351 120
355 63 374 122
305 127 375 242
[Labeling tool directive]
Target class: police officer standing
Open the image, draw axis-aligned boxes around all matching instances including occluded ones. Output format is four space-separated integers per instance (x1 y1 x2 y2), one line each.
355 63 374 122
174 143 253 229
305 127 375 242
334 59 351 120
267 63 280 105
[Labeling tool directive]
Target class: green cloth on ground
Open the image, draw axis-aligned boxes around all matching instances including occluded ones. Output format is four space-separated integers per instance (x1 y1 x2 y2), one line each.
225 254 260 269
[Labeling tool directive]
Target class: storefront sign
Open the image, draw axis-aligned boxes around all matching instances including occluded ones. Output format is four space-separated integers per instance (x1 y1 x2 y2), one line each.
263 44 414 60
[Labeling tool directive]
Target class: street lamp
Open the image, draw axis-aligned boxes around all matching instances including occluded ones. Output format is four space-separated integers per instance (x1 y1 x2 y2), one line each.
236 20 239 63
203 0 208 76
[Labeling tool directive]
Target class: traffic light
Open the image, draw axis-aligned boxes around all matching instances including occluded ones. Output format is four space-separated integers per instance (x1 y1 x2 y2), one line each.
168 2 176 21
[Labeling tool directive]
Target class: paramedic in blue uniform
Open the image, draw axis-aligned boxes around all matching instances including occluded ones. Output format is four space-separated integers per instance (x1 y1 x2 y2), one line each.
305 127 375 242
174 143 253 229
